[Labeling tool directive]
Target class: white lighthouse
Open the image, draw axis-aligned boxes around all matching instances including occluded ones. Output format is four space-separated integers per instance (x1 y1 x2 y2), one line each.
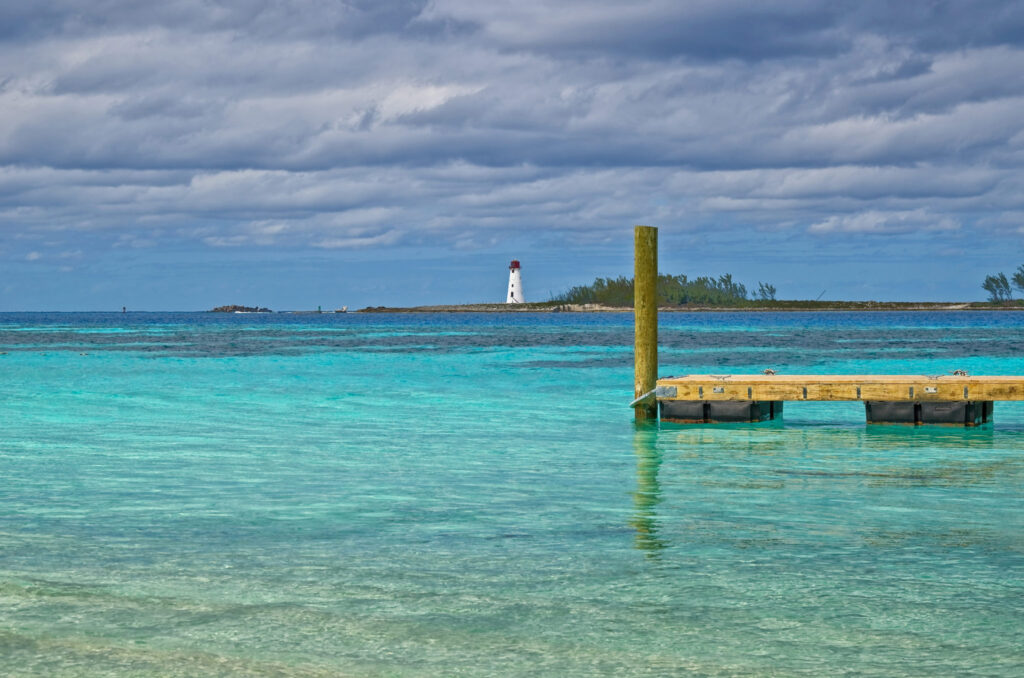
506 259 524 303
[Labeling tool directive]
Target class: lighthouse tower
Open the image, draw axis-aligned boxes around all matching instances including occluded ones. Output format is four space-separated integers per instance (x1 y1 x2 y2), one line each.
506 260 524 303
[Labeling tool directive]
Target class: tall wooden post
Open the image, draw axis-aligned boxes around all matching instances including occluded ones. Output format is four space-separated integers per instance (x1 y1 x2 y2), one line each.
634 225 658 421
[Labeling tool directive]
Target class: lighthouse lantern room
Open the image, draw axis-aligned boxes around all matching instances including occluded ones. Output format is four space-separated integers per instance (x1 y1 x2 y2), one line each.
506 260 524 304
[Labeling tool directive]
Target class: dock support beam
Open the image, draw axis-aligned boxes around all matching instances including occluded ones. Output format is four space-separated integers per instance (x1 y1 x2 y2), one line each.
634 225 658 422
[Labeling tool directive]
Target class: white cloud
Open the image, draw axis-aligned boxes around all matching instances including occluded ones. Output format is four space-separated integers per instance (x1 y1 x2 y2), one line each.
809 209 960 234
1 1 1023 265
314 230 400 249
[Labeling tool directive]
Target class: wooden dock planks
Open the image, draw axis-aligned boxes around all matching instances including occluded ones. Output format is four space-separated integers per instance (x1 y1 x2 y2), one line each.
655 375 1024 402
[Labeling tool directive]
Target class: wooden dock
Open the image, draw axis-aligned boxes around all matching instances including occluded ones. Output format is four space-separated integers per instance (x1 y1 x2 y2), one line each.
655 374 1024 402
627 225 1022 426
650 374 1024 425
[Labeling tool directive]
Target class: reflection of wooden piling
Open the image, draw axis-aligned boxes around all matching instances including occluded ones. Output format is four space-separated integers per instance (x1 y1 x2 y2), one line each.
634 225 658 421
631 427 664 555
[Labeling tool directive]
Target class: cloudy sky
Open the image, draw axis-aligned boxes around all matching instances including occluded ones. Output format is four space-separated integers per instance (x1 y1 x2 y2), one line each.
3 0 1024 309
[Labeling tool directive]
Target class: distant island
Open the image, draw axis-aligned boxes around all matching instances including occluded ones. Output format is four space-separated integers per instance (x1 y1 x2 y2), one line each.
210 305 272 313
357 269 1022 312
357 301 1010 312
208 268 1024 314
549 270 1024 309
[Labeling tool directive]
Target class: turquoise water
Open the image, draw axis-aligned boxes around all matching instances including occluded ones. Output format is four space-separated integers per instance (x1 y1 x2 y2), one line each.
1 311 1022 676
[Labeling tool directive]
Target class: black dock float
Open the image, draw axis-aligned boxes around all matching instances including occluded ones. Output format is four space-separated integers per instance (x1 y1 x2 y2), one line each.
865 401 993 426
661 400 783 424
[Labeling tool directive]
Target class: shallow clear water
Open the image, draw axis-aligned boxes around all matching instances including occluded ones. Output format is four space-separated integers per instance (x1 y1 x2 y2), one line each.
1 311 1022 676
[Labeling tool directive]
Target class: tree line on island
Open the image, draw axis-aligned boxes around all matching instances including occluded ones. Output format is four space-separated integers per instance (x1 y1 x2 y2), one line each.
551 273 776 307
981 266 1024 303
550 267 1024 308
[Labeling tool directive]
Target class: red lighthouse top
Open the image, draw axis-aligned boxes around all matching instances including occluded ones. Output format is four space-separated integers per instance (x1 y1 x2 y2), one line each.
509 260 521 270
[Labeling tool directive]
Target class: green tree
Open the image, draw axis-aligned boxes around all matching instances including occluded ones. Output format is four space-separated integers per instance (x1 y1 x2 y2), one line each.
1012 265 1024 297
756 282 777 301
982 273 1012 303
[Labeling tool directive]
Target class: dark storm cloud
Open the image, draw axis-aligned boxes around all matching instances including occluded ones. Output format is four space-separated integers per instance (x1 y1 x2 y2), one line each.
0 1 454 41
428 1 1024 59
850 0 1024 51
1 0 1023 263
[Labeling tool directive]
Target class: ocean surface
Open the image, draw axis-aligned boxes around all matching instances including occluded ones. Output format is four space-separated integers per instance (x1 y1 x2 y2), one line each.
1 311 1022 677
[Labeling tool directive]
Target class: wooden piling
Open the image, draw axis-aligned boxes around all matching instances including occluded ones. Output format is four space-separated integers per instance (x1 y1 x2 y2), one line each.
634 225 658 421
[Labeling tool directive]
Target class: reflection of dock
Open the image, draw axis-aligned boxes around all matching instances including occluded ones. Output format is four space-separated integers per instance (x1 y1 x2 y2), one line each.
651 375 1023 425
628 423 1008 556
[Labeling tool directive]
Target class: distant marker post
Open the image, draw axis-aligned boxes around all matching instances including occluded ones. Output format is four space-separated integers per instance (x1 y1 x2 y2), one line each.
634 225 658 422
